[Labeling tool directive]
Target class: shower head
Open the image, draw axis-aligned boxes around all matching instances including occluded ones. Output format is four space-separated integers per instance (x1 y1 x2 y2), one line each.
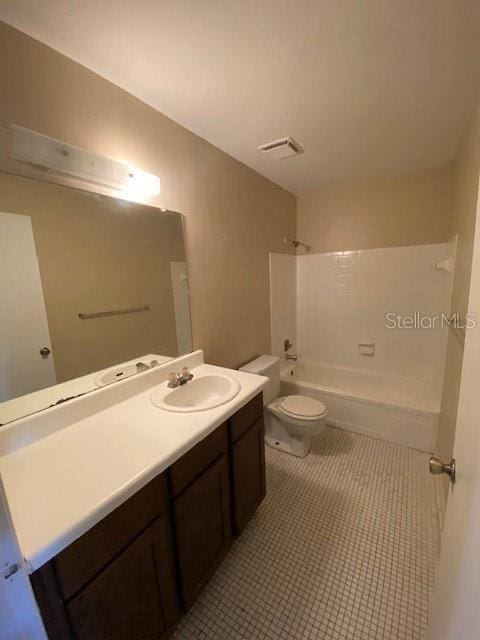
283 237 311 251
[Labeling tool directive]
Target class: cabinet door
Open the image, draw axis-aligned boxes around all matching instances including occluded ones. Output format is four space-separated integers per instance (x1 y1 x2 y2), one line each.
173 454 232 609
232 417 266 533
66 516 179 640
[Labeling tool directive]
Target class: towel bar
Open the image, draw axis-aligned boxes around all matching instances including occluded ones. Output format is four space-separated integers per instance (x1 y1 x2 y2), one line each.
78 305 150 319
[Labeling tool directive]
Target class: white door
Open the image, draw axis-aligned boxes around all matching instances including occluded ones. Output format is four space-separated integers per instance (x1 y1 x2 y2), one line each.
0 472 47 639
0 212 56 402
170 261 193 355
427 185 480 637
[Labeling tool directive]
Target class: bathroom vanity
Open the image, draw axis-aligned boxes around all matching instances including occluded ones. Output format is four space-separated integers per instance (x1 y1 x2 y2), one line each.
0 351 267 639
0 146 268 639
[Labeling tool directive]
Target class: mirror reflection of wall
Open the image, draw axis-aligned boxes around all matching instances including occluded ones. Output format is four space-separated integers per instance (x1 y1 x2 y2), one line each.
0 171 192 423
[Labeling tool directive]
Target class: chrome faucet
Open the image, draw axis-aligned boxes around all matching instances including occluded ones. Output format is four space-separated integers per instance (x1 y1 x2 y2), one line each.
136 360 160 373
167 367 194 388
285 353 298 361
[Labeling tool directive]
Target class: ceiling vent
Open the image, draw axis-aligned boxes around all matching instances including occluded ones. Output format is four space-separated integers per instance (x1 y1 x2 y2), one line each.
257 137 304 159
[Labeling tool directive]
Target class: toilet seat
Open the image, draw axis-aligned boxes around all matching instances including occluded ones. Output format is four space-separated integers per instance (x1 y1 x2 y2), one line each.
278 395 327 420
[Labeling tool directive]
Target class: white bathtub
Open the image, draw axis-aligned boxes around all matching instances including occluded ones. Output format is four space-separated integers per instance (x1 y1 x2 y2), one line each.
280 361 439 451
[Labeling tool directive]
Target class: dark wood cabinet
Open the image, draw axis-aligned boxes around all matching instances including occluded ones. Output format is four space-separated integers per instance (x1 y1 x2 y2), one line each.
231 417 266 533
31 394 266 639
31 474 179 640
54 474 169 600
172 451 232 609
170 424 228 497
229 392 263 442
66 516 178 640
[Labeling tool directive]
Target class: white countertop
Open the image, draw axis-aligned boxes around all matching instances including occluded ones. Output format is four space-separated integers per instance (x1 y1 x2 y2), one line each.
0 352 266 572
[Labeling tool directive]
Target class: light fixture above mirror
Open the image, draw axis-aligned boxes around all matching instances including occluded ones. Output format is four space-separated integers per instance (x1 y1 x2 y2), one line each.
9 124 160 200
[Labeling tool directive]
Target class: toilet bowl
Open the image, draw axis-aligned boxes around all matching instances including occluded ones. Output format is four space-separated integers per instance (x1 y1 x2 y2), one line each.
266 394 327 457
240 356 328 458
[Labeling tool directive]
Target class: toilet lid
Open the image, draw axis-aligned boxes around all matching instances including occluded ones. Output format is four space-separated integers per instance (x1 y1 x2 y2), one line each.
279 395 326 418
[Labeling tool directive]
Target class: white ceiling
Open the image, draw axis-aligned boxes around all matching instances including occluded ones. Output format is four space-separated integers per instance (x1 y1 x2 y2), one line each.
1 0 480 194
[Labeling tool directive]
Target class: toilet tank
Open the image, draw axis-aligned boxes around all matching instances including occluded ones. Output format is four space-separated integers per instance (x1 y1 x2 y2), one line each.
239 355 280 405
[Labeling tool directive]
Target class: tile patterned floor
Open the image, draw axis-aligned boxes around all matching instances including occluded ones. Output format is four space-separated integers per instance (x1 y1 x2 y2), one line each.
172 427 442 640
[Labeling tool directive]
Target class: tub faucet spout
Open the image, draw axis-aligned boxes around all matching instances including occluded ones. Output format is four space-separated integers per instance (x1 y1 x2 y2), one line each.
285 353 298 361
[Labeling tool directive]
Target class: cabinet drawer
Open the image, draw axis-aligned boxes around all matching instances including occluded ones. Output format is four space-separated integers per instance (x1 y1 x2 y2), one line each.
54 473 168 600
170 423 228 497
229 393 263 442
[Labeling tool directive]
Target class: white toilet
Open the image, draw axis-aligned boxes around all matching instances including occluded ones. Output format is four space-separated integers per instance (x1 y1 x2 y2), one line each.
240 355 327 457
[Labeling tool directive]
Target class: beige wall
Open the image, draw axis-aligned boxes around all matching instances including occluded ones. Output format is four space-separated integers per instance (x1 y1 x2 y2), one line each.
0 173 188 382
297 168 453 253
0 22 296 369
438 101 480 480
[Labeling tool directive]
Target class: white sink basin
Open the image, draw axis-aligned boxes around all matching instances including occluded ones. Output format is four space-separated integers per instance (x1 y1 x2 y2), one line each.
151 374 240 412
94 363 140 387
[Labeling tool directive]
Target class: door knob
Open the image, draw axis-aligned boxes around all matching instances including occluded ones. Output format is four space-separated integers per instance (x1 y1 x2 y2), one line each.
39 347 51 357
429 455 456 483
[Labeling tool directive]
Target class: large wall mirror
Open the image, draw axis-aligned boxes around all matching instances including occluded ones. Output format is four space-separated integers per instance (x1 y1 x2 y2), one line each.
0 170 192 425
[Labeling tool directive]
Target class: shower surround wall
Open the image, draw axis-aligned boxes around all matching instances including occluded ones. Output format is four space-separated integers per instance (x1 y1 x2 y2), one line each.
298 243 455 398
271 241 455 401
269 253 297 359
